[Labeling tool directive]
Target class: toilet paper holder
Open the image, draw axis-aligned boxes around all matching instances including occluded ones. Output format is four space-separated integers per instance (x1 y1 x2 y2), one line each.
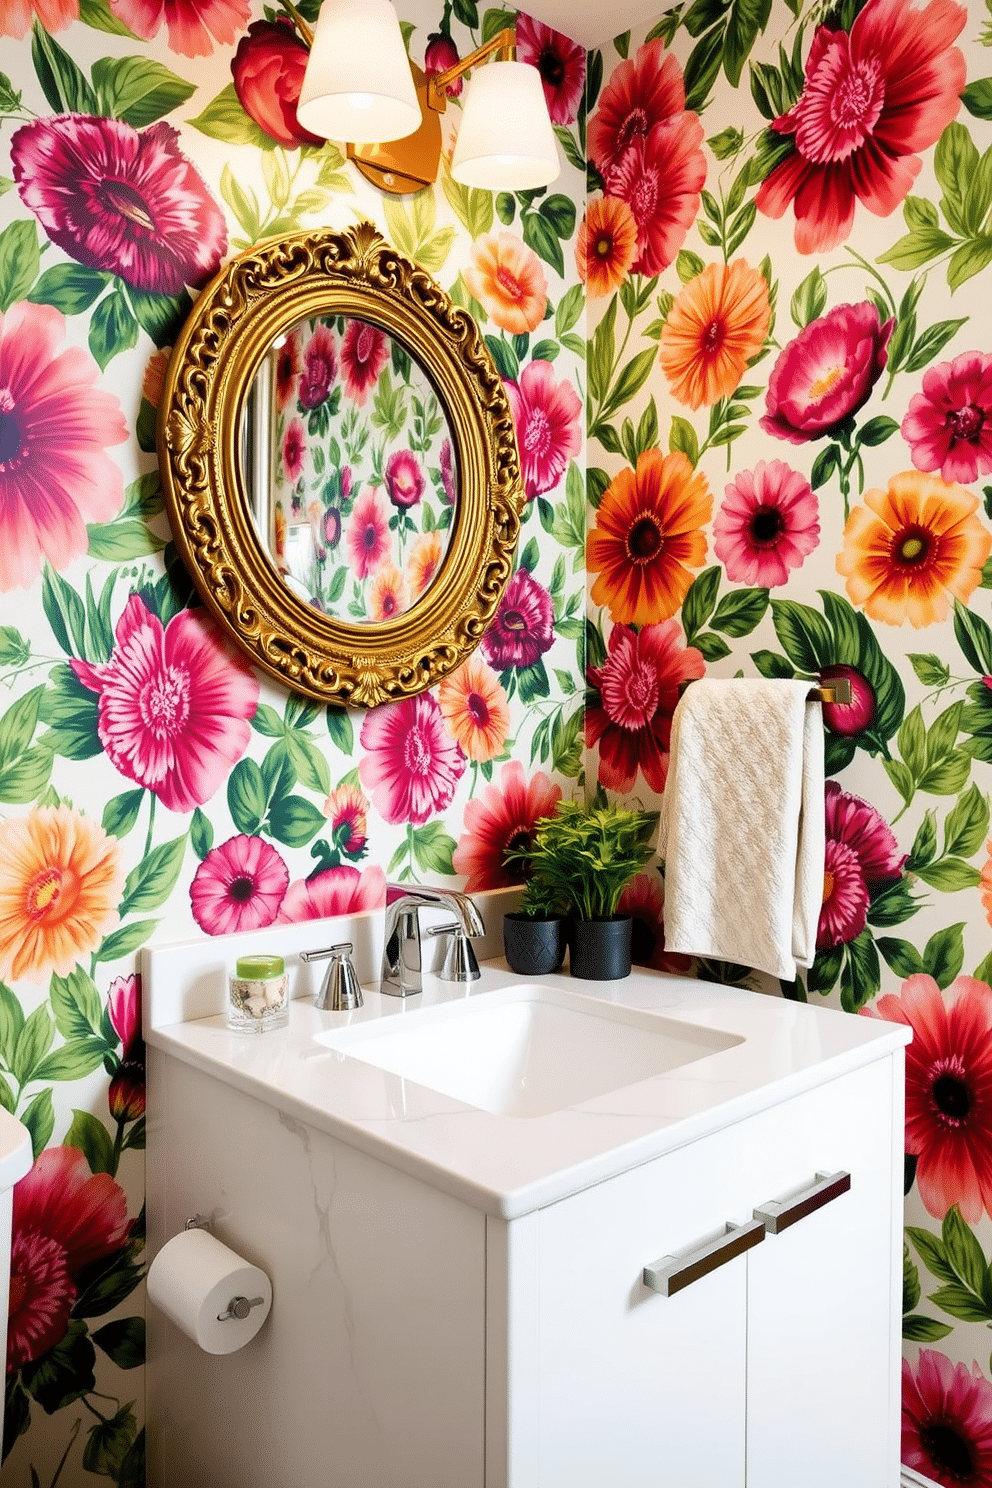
183 1215 264 1325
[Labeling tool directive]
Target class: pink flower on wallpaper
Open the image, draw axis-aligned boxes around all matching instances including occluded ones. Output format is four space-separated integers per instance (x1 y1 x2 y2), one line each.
866 975 992 1224
902 351 992 484
603 115 707 277
340 319 389 405
586 621 705 795
756 0 966 253
818 780 905 950
424 33 462 98
12 116 227 295
72 595 259 814
439 438 456 504
190 834 290 935
275 330 302 410
713 460 820 587
8 1146 130 1372
385 449 425 509
108 0 251 57
347 487 390 580
107 973 145 1123
322 783 369 859
452 760 561 892
277 864 385 922
588 37 687 174
297 323 337 411
618 873 692 976
282 418 305 483
0 300 126 591
359 694 466 826
761 302 893 445
1 0 77 38
903 1350 992 1487
480 568 555 671
515 14 585 126
505 361 582 501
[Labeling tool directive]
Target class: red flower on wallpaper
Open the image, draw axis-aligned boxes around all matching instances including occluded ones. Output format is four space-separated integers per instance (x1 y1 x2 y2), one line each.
297 323 337 411
1 0 76 37
761 301 893 445
359 694 465 826
12 116 227 295
755 0 967 253
231 18 323 148
108 0 251 58
866 975 992 1224
340 319 389 405
505 360 582 500
586 621 704 794
278 864 385 922
903 1350 992 1487
424 33 462 98
8 1146 131 1372
602 116 707 277
72 594 259 814
0 300 126 591
818 780 905 949
902 351 992 484
452 760 561 892
588 37 687 174
515 14 585 126
190 834 290 935
480 568 555 671
107 973 145 1123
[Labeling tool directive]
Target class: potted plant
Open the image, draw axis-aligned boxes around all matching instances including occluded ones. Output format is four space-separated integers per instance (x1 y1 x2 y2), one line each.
507 801 658 981
501 854 570 977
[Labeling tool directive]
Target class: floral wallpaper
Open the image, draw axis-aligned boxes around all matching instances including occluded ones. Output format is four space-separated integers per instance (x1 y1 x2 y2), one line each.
0 2 585 1482
581 4 992 1482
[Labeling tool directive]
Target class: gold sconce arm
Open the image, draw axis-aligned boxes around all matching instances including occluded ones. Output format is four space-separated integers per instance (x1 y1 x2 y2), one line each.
277 0 314 48
426 28 517 114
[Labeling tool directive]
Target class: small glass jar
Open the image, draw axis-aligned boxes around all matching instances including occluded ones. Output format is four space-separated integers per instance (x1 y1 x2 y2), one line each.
228 954 289 1032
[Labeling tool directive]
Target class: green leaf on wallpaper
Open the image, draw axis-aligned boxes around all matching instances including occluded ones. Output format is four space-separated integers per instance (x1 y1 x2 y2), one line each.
684 26 725 112
750 649 794 680
94 919 158 966
707 127 743 160
683 0 726 40
482 8 518 42
0 218 40 315
127 285 192 349
954 600 992 675
878 227 955 272
82 1403 138 1479
839 929 879 1013
326 705 354 754
33 1039 108 1084
522 211 564 277
32 20 98 114
909 653 951 690
286 731 331 796
681 566 720 642
91 54 195 127
79 0 138 35
0 982 24 1065
694 632 732 663
924 922 966 990
711 587 768 638
857 415 900 447
0 685 44 771
904 1243 921 1312
934 122 978 235
876 937 924 978
723 0 772 88
452 0 479 26
963 79 992 120
903 1314 954 1341
905 318 968 374
383 191 455 275
190 807 213 862
11 1005 55 1086
588 296 616 406
120 835 187 917
0 745 53 805
260 740 295 805
770 599 832 673
915 858 982 892
411 821 457 877
39 664 101 760
0 625 28 667
189 83 273 149
602 348 656 419
439 156 493 241
976 949 992 983
267 795 325 848
943 783 991 859
0 73 22 113
20 1088 55 1162
908 809 938 871
88 288 139 371
49 968 103 1042
948 237 992 291
554 125 586 175
87 518 165 562
789 268 827 329
555 284 584 338
228 758 268 834
28 262 109 316
92 1318 145 1371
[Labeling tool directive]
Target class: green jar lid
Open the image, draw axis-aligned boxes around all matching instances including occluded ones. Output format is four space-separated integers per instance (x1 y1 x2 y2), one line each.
236 954 285 979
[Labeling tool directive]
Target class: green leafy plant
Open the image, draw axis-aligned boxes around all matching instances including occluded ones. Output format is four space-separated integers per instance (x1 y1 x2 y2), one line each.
506 801 657 921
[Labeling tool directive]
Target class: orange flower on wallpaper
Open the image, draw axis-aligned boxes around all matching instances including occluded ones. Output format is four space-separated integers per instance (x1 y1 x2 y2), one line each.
438 656 510 762
660 259 770 410
0 807 122 982
837 471 992 628
588 449 711 625
464 231 547 334
576 197 638 297
407 530 444 601
367 564 408 622
981 841 992 929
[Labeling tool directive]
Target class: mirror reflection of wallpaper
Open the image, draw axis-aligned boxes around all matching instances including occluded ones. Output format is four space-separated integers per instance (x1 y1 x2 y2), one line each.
270 315 455 621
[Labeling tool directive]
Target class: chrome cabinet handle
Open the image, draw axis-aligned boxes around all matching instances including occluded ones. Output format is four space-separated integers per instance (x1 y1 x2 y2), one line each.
753 1170 851 1235
644 1218 765 1297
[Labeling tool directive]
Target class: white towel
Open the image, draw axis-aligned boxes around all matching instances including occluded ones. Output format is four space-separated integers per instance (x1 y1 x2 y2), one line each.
658 678 825 981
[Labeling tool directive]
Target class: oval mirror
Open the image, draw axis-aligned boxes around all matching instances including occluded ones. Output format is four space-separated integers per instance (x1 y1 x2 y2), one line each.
158 222 524 707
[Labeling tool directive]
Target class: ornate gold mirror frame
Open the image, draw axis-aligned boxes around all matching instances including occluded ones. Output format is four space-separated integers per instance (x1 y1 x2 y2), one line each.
158 222 525 707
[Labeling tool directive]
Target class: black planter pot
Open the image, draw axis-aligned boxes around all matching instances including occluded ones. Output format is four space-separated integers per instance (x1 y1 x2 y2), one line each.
503 913 568 976
569 915 633 981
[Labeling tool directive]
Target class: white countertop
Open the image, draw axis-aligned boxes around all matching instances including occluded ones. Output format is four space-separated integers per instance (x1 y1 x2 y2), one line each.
145 954 911 1220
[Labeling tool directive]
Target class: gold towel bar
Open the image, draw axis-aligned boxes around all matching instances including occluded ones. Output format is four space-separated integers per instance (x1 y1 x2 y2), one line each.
679 677 853 706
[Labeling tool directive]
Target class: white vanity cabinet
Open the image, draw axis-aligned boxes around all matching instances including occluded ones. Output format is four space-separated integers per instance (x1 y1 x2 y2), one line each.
487 1056 901 1488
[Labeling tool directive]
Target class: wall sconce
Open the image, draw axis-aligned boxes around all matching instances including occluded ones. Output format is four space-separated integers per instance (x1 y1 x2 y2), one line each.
278 0 559 196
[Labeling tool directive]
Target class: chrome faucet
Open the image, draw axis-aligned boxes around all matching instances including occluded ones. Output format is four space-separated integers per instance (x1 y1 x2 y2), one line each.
381 883 484 997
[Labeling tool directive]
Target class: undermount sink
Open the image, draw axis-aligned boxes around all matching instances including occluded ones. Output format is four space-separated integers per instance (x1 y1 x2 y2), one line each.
314 983 744 1118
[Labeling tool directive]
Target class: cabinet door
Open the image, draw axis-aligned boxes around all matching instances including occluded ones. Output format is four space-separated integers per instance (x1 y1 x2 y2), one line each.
534 1124 760 1488
745 1057 898 1488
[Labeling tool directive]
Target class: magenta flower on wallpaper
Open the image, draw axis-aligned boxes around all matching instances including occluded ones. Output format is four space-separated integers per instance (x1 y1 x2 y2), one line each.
346 487 391 580
424 32 462 96
505 360 582 500
0 300 126 590
902 350 992 483
818 781 906 950
12 116 227 295
72 595 259 814
586 621 705 794
481 568 555 670
107 973 145 1123
8 1145 131 1371
340 319 389 405
515 14 585 126
713 461 820 586
277 864 386 921
108 0 251 57
452 760 562 892
359 694 466 826
755 0 967 253
867 975 992 1224
385 449 425 509
190 834 290 935
298 322 337 410
761 301 894 444
902 1350 992 1486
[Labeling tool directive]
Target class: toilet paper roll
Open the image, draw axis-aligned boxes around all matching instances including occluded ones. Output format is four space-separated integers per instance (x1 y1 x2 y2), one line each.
147 1227 272 1355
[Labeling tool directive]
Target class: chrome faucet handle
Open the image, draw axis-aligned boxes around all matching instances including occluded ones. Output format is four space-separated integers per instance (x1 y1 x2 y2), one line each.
381 884 484 997
426 922 480 984
300 943 363 1011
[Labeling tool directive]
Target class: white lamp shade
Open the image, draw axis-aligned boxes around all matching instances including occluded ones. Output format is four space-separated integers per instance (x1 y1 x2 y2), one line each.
296 0 421 145
451 61 559 192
